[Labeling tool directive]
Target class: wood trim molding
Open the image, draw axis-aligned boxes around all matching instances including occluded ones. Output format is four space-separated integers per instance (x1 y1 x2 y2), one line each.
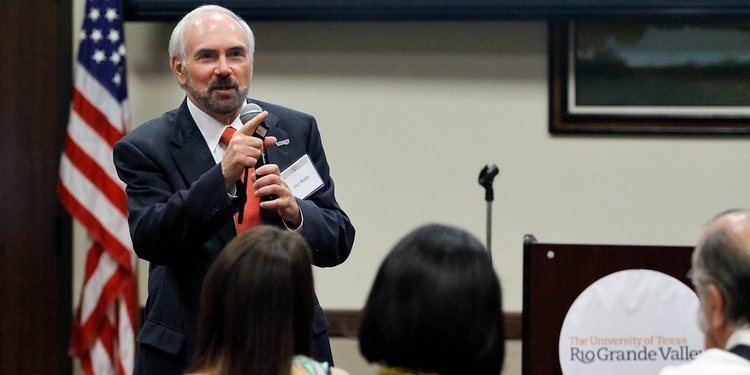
326 309 522 340
325 309 362 338
504 311 522 340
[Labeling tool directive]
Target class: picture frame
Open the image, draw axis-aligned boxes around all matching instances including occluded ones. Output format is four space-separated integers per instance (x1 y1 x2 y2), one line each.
549 19 750 135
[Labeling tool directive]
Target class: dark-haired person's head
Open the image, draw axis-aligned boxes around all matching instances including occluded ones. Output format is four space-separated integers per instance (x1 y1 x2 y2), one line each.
691 210 750 350
359 224 504 375
190 226 314 375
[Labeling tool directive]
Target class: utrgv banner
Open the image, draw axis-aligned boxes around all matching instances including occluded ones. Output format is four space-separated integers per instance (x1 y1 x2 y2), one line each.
559 269 704 374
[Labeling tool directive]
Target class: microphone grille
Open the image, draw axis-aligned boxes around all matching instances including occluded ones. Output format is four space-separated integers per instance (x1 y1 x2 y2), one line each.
239 103 263 124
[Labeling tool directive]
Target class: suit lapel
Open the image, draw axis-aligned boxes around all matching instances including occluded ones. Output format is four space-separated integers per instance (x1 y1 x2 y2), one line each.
170 99 236 244
263 111 292 170
171 100 216 186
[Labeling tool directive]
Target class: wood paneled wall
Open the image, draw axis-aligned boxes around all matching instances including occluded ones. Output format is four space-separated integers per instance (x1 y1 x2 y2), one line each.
0 0 72 373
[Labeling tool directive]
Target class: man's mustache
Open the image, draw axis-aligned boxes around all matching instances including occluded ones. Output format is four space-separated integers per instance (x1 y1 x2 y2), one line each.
208 77 239 91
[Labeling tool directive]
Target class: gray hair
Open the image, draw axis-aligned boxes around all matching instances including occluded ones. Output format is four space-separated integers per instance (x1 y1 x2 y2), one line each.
168 5 255 62
693 211 750 325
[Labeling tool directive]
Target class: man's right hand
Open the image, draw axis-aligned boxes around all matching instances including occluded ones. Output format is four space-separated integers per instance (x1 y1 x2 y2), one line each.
221 111 277 189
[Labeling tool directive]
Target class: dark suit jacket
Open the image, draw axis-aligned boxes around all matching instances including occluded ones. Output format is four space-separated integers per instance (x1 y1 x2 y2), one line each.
113 98 355 372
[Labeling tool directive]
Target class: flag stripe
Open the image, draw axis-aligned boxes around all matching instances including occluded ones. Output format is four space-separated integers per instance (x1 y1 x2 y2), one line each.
67 110 124 186
81 250 119 322
79 350 94 375
91 339 115 375
59 156 133 262
73 88 125 148
117 294 135 375
58 182 132 271
84 239 105 280
99 307 116 359
74 244 132 346
74 63 127 133
64 136 127 215
77 266 131 349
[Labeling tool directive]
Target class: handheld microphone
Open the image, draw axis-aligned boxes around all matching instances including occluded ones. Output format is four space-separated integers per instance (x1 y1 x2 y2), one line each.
239 103 269 166
239 103 277 201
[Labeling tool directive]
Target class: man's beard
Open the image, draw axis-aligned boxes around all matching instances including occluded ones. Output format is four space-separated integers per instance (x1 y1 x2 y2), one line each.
187 75 248 115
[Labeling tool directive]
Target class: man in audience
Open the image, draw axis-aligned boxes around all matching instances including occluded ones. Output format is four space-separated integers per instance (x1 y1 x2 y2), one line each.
660 210 750 374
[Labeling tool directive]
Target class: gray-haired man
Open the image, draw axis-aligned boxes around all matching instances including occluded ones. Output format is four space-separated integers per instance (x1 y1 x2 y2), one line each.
660 210 750 374
114 5 354 374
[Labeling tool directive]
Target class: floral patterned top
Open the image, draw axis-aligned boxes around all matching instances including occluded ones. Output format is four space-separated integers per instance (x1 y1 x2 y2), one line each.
291 355 331 375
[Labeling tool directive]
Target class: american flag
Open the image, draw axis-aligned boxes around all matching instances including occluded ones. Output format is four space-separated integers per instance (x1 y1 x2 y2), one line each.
58 0 137 374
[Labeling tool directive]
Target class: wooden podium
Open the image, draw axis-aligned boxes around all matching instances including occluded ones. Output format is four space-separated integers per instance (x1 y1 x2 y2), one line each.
521 235 694 375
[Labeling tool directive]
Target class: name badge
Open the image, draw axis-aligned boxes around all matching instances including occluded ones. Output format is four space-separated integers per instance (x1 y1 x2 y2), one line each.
281 154 324 199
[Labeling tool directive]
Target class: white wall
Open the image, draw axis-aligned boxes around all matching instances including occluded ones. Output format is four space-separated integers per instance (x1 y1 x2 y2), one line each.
72 8 750 314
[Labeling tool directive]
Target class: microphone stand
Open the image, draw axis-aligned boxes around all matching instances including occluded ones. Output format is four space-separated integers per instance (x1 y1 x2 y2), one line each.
478 164 499 261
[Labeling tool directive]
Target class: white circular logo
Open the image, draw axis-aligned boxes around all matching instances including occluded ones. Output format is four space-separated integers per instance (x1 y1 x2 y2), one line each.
559 269 704 374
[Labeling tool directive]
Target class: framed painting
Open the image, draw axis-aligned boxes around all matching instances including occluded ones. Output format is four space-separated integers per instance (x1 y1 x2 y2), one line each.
550 19 750 134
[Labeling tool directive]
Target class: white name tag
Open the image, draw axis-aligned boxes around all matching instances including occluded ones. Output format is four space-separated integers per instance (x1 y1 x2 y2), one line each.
281 154 324 199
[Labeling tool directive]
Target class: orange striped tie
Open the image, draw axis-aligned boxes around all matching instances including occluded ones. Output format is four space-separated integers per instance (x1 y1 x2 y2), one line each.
220 127 261 232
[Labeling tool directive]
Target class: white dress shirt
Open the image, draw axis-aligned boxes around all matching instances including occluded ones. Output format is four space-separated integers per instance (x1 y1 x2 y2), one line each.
659 327 750 375
187 98 242 163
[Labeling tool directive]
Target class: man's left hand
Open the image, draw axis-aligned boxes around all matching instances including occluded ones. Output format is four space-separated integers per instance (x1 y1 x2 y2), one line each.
252 164 301 227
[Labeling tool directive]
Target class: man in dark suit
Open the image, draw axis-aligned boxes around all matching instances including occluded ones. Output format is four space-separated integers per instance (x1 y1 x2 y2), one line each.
113 5 355 374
